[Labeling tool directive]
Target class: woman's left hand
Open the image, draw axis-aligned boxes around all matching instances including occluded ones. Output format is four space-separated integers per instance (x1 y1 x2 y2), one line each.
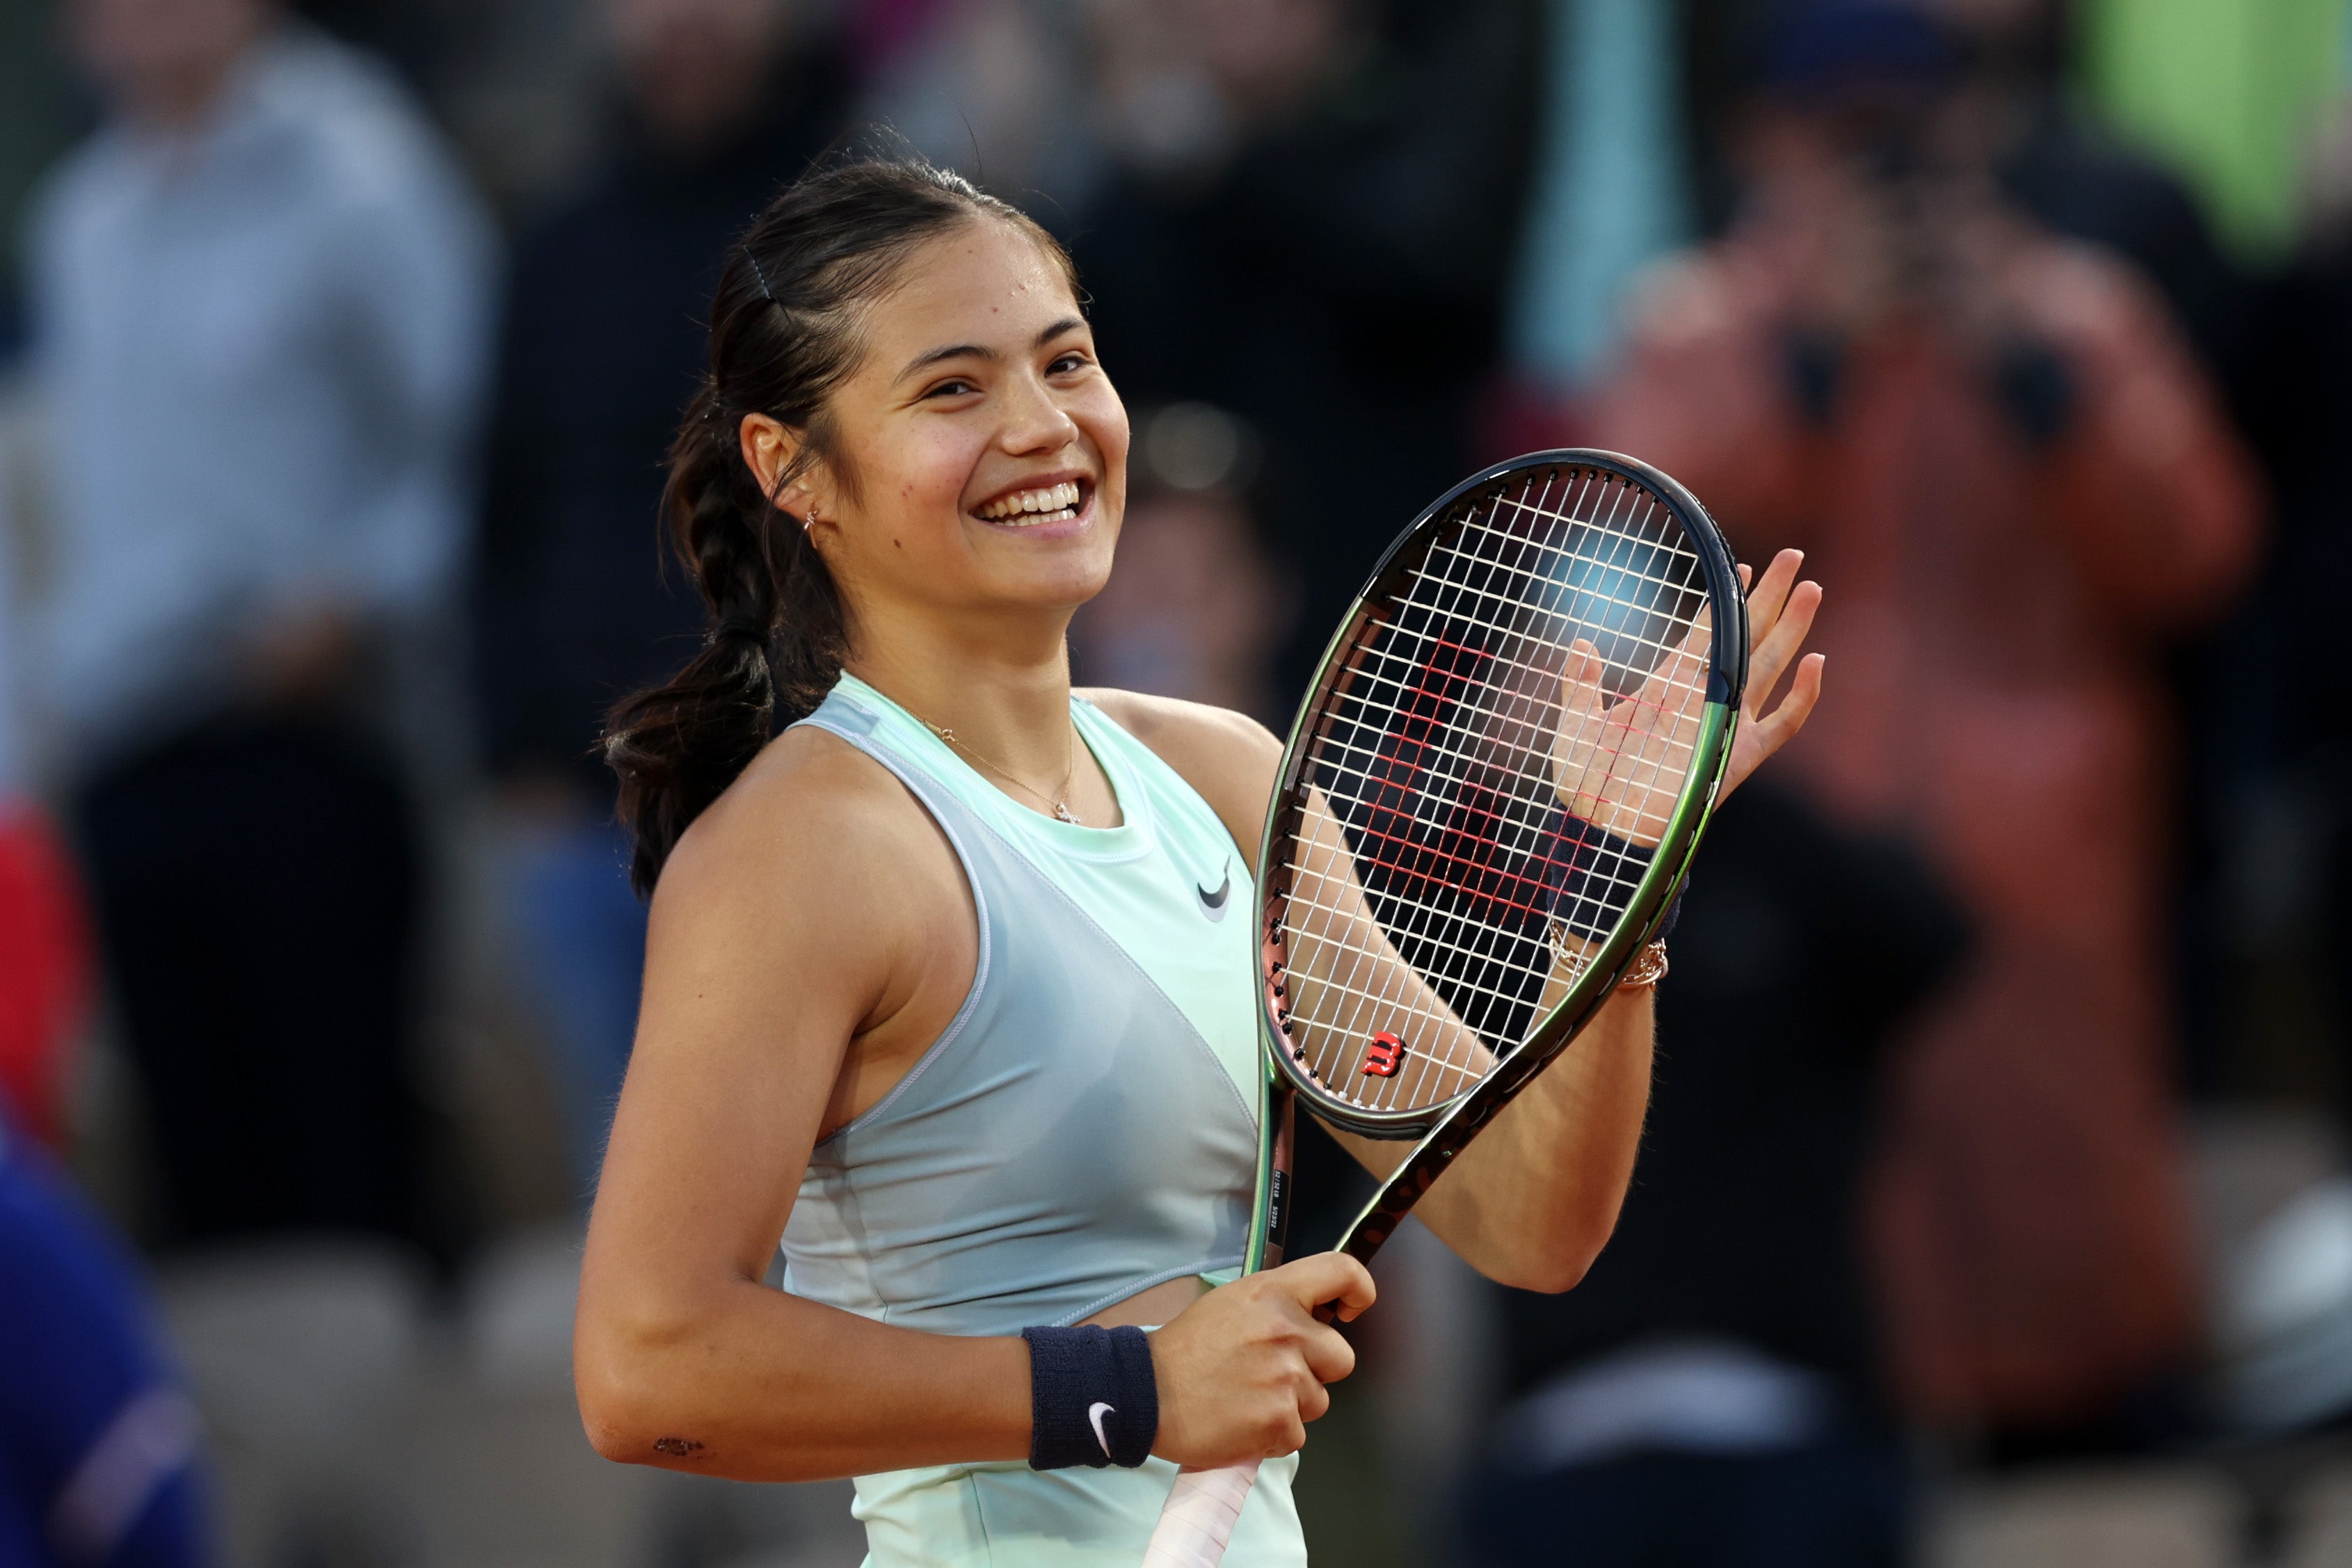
1720 547 1824 802
1548 547 1824 841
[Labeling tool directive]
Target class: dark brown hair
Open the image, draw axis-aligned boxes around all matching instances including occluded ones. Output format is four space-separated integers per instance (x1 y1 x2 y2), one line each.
602 157 1078 895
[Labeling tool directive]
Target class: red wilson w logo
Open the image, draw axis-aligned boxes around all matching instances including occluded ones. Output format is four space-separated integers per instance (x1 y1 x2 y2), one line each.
1362 1032 1407 1077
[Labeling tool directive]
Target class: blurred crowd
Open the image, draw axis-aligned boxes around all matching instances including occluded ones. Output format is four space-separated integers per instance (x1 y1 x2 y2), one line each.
3 0 2352 1565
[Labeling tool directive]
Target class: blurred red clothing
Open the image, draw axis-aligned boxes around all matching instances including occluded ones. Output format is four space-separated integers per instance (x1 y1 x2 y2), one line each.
0 803 91 1146
1589 234 2261 1425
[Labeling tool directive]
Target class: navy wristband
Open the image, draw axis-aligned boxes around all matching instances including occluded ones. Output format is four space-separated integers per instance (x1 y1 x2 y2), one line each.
1540 807 1658 942
1022 1325 1158 1469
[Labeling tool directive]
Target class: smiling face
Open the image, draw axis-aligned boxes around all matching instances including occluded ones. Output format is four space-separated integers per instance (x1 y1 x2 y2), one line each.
746 217 1129 661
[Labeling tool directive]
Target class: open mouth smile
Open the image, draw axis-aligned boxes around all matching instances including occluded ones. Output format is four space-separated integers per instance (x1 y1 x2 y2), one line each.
973 478 1088 527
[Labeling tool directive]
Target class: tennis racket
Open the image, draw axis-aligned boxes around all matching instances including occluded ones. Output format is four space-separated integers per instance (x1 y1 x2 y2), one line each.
1142 449 1747 1567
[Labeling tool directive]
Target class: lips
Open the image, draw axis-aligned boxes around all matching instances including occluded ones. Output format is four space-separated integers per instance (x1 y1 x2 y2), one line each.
973 477 1087 527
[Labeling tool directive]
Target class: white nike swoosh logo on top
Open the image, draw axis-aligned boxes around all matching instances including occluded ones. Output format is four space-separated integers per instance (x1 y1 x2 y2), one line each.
1088 1401 1116 1457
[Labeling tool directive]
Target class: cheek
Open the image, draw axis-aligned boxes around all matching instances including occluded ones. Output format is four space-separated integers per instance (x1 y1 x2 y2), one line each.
1087 401 1131 533
1082 390 1133 469
864 422 986 522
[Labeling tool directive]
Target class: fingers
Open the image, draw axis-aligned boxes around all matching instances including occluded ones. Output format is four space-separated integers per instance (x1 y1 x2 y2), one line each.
1551 639 1610 801
1260 1252 1368 1385
1299 1325 1356 1400
1753 652 1826 753
1268 1251 1377 1322
1743 548 1804 643
1745 577 1823 713
1153 1256 1377 1466
1298 1313 1359 1386
1719 651 1826 801
1267 1254 1368 1390
1711 543 1825 807
1555 639 1605 717
1645 600 1713 702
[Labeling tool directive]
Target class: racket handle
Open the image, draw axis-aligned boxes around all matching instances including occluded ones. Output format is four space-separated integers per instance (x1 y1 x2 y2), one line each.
1142 1458 1260 1568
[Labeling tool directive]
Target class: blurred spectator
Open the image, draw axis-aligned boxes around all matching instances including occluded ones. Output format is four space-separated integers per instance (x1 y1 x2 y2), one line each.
2237 102 2352 1126
861 0 1098 215
1071 402 1287 724
0 488 92 1150
1588 3 2262 1446
1997 9 2250 371
1071 0 1543 701
1912 0 2266 1103
24 0 494 1250
1 1 79 355
0 801 86 1151
1686 1 2255 388
474 0 852 1189
0 1114 211 1567
1468 783 1966 1568
1928 0 2253 392
1507 0 1693 393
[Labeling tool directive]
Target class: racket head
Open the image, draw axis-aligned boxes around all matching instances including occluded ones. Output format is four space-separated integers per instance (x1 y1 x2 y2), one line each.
1254 450 1747 1143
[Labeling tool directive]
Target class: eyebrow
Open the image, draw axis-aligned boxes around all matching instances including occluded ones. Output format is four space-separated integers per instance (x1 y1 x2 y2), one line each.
894 317 1088 385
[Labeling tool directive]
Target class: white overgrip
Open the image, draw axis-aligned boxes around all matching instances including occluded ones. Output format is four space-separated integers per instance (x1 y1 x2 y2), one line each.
1140 1458 1261 1568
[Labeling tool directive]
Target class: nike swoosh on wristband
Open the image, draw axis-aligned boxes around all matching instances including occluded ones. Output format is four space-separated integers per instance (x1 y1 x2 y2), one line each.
1197 864 1231 920
1089 1401 1117 1458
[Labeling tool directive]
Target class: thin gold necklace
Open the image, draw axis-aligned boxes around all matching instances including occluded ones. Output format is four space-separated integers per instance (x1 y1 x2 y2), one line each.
909 705 1083 825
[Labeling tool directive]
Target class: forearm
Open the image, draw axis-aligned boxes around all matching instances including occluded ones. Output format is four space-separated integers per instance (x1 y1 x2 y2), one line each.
575 1277 1030 1482
1329 983 1654 1292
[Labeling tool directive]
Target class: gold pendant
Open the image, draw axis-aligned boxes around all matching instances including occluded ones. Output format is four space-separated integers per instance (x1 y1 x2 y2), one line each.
1054 802 1079 824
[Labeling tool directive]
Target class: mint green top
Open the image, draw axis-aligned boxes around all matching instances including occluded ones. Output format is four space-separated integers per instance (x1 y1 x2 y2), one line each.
782 673 1305 1567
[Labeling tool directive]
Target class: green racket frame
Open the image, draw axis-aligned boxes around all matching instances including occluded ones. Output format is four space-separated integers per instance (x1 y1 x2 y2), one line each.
1238 448 1749 1272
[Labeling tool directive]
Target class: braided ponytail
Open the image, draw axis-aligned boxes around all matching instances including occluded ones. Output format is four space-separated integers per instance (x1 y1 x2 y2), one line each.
602 156 1076 895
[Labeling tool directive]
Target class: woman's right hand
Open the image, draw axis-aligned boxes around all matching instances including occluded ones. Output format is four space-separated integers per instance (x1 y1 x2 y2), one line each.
1146 1253 1377 1467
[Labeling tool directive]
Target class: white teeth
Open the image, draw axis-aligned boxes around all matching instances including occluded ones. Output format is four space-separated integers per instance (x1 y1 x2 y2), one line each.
978 480 1082 522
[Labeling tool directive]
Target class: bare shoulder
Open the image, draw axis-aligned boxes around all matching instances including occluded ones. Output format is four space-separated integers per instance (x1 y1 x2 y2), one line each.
1078 688 1280 783
649 724 952 952
627 723 979 1145
1078 689 1281 857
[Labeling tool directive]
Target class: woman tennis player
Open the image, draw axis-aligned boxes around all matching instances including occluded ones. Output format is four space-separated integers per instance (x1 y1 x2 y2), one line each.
573 155 1824 1565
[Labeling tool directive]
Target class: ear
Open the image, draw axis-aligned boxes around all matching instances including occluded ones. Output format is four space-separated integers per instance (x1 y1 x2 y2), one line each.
738 413 835 526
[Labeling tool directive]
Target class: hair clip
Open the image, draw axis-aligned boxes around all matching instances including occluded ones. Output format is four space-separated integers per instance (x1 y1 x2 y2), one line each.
744 248 778 305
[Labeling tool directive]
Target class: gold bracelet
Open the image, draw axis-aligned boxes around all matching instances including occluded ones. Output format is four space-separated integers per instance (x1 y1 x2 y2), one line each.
1545 925 1669 990
1619 939 1670 989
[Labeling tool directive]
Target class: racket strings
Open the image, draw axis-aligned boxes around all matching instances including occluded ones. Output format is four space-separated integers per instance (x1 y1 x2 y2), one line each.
1291 657 1697 912
1275 467 1717 1116
1298 472 1646 1086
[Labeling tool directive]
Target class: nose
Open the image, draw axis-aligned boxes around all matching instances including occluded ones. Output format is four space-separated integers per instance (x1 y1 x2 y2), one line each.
998 364 1082 456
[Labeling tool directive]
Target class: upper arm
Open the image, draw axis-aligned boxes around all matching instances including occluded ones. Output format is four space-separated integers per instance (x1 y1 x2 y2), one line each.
1077 689 1281 860
582 737 931 1302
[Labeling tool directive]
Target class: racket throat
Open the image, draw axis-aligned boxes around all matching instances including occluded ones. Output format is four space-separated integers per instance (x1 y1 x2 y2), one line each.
1258 1092 1297 1270
1335 1105 1475 1263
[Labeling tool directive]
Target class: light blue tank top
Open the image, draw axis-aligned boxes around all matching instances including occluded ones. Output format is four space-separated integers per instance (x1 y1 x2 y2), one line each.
783 673 1305 1567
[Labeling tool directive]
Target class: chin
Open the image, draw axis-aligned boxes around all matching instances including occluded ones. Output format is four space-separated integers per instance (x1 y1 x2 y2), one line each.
1003 558 1116 615
968 508 1117 589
